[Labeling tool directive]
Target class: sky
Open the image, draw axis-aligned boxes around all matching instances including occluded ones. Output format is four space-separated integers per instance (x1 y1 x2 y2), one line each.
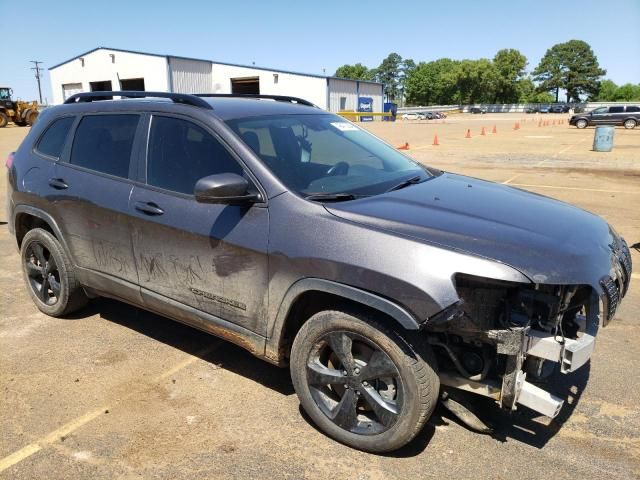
3 0 639 103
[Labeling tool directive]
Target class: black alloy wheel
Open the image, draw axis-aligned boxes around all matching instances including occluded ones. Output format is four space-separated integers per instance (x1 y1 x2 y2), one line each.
306 331 403 435
24 241 61 306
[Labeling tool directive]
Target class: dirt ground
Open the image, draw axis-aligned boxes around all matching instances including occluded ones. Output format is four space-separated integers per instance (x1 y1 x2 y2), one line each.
1 114 639 479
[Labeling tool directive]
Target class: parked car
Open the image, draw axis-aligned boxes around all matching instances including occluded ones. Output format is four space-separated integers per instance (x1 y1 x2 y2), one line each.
538 105 551 113
469 107 486 114
549 105 565 113
7 91 632 453
525 106 539 113
570 105 640 129
401 112 425 120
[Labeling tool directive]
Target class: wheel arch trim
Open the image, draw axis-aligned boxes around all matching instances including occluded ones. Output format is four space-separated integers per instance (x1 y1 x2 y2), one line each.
274 278 422 332
12 205 72 259
264 278 424 364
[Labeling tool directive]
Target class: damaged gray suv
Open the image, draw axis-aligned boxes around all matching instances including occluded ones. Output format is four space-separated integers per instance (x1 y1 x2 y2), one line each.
6 92 633 452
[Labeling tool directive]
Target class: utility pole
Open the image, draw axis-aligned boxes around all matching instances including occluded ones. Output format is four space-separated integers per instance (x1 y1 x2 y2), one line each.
30 60 43 104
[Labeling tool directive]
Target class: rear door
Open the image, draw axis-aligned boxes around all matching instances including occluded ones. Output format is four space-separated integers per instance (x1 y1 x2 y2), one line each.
53 113 144 302
607 106 625 124
129 114 269 333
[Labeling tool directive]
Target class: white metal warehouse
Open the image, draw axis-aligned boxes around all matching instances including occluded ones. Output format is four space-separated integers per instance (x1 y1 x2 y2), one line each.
48 47 383 114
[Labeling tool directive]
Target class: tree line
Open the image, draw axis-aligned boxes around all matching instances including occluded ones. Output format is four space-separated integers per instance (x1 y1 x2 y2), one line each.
334 40 639 106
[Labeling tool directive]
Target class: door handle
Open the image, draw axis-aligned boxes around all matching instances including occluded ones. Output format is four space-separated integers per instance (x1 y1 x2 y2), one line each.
48 178 68 190
135 201 164 216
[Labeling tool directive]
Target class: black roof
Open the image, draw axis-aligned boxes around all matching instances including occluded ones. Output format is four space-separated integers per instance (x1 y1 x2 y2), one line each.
201 97 322 119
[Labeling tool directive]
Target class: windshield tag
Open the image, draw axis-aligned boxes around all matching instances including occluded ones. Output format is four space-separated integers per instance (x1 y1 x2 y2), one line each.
330 122 359 132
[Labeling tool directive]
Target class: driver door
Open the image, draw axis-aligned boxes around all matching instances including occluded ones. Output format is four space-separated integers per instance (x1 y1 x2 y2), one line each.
129 114 269 333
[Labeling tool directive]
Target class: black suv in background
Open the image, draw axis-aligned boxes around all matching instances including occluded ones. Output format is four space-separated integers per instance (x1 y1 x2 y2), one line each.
6 92 632 452
570 105 640 129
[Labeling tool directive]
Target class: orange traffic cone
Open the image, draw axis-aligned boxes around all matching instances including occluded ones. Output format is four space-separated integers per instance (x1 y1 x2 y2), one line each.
492 125 497 134
397 142 410 150
433 134 440 146
481 127 486 136
552 119 556 126
513 122 520 130
465 129 472 138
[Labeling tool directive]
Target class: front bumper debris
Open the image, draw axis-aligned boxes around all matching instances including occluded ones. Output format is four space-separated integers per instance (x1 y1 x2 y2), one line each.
515 293 601 417
440 292 604 419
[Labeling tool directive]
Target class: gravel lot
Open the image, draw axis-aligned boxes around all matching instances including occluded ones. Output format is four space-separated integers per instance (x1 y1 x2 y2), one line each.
1 114 639 479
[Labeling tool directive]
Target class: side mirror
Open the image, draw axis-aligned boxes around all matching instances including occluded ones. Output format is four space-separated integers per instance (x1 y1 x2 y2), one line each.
194 173 260 205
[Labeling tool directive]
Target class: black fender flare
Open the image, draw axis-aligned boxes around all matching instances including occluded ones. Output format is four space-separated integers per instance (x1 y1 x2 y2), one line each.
12 205 73 259
264 278 424 364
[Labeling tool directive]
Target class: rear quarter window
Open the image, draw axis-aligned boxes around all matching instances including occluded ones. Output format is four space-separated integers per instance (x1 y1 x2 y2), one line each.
35 116 75 158
626 106 640 113
69 114 140 178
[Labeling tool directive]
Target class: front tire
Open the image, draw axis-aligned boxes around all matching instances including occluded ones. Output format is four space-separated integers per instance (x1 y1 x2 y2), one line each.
290 309 439 452
576 119 588 129
624 119 636 129
20 228 88 317
0 112 8 128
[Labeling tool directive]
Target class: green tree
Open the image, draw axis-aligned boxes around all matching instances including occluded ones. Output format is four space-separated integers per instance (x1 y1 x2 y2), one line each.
594 79 619 101
529 91 555 103
516 77 535 102
533 40 606 102
333 63 375 81
405 58 460 105
375 53 404 101
493 49 528 103
454 59 499 104
398 58 416 105
614 83 640 101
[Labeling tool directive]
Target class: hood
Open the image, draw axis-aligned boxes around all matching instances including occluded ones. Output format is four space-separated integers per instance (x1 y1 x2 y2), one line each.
325 173 617 287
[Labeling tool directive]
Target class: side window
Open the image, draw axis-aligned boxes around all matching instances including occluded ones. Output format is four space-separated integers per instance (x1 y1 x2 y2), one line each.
70 115 139 178
609 106 624 113
147 116 243 195
626 106 640 112
36 116 75 158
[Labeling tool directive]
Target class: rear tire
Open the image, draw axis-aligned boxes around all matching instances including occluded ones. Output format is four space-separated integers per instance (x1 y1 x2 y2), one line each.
26 110 39 126
20 228 88 317
624 119 636 129
0 112 8 128
576 119 588 129
290 309 439 452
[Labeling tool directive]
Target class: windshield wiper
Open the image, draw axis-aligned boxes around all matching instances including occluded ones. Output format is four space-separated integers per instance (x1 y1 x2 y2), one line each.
385 175 424 193
304 193 363 202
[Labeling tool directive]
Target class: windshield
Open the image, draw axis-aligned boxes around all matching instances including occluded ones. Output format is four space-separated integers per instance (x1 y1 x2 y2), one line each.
0 88 11 100
226 114 432 198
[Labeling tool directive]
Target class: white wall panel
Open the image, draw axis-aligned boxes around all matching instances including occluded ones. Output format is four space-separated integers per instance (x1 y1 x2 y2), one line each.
211 64 328 109
169 57 213 94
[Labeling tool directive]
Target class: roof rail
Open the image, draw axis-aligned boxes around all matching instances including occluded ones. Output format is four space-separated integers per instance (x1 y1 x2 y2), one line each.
195 93 317 108
63 91 213 110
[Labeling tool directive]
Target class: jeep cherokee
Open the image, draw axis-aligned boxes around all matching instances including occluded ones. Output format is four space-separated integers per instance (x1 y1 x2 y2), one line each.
6 91 633 452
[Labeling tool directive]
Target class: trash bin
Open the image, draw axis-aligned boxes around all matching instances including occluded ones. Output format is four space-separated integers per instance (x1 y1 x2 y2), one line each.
593 125 615 152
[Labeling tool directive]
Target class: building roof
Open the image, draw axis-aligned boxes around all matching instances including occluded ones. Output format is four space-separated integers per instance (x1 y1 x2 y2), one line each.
48 46 383 86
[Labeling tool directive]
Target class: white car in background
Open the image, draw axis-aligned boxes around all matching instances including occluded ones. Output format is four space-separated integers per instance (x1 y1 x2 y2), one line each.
401 112 425 120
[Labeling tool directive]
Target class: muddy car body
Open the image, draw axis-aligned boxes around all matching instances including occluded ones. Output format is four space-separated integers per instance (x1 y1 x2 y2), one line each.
6 92 632 452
